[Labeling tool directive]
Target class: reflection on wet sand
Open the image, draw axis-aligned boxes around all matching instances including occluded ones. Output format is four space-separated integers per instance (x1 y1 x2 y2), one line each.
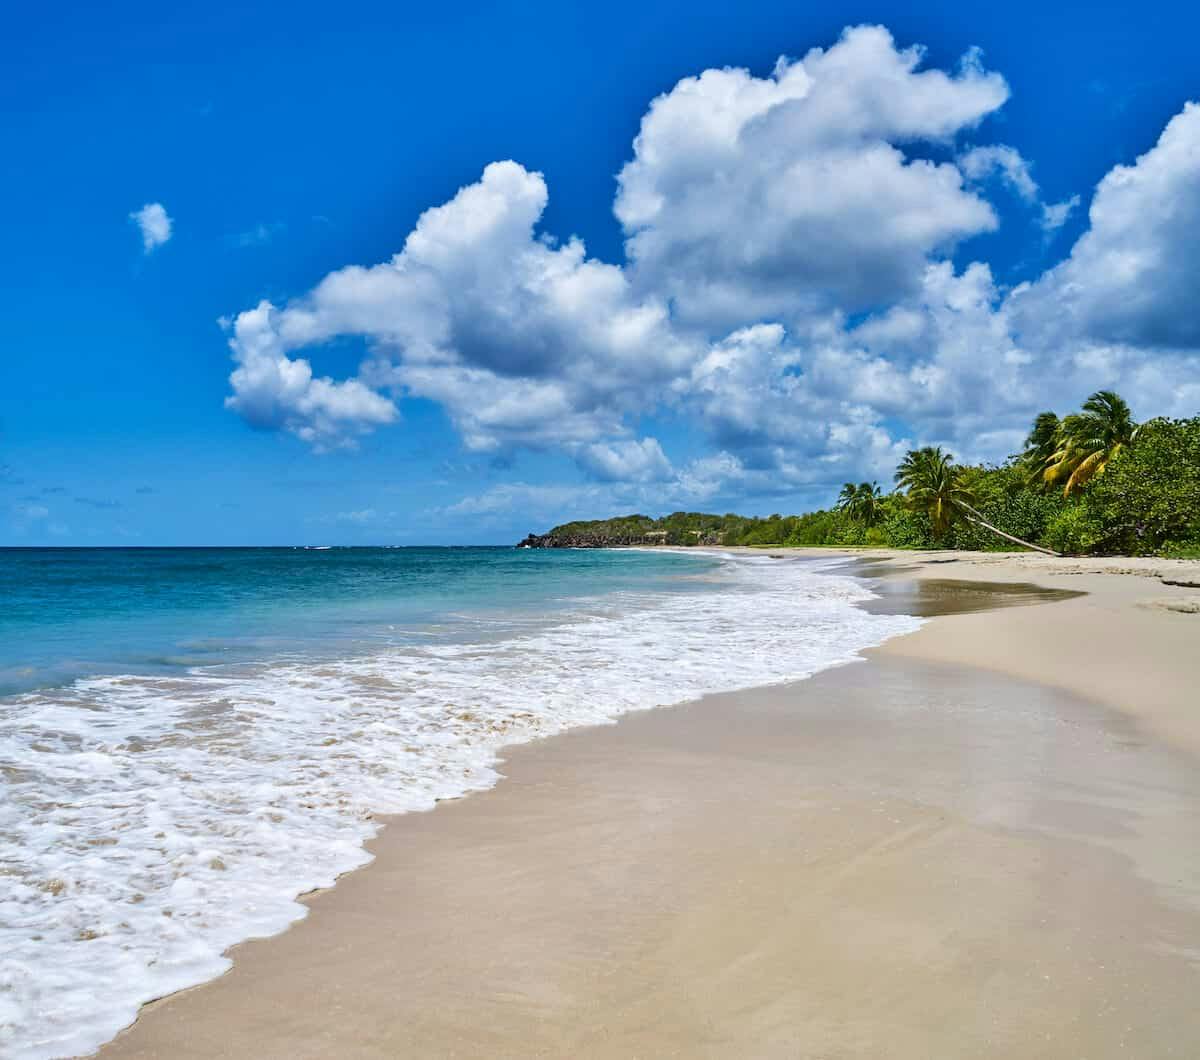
857 576 1084 617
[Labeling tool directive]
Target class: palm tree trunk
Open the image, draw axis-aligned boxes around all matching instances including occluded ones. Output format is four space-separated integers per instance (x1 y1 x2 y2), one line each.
954 500 1061 557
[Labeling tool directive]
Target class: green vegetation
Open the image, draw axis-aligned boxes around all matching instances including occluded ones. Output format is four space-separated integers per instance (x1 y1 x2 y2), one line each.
895 447 973 537
1054 415 1200 555
835 482 884 527
528 392 1200 557
1035 390 1141 495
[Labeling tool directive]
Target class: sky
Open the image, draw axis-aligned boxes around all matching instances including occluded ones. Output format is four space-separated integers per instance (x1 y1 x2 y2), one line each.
3 0 1199 545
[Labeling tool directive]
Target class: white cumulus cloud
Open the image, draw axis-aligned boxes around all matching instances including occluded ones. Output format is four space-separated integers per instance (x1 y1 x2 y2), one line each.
225 160 691 459
576 438 673 483
617 25 1007 328
223 301 398 451
129 202 172 252
218 24 1200 509
1011 102 1200 349
959 144 1039 201
959 144 1080 234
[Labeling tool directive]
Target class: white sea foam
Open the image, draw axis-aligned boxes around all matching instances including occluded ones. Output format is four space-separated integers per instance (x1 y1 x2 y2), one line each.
0 553 919 1058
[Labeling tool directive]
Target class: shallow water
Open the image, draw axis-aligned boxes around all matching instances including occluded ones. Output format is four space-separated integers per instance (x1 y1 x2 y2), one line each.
0 547 920 1058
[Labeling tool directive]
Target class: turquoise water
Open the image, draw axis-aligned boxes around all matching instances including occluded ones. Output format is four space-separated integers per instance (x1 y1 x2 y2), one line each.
0 546 920 1059
0 546 717 695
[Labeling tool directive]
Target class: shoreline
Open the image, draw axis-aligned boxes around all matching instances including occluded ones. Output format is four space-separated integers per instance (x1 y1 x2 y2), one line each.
677 546 1200 755
100 550 1200 1058
16 546 902 1060
824 547 1200 757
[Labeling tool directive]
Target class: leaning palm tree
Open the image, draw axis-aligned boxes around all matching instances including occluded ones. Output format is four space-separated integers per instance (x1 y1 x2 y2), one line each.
895 446 1059 555
1044 390 1139 495
1021 410 1060 488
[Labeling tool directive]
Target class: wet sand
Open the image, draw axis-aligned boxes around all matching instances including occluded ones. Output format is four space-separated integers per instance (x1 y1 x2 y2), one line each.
842 550 1200 759
856 575 1084 616
100 554 1200 1058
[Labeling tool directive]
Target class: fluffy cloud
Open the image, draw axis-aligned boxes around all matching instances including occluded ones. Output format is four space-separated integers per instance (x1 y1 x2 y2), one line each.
1040 194 1081 233
226 160 692 456
576 438 673 482
220 24 1200 510
224 302 397 450
617 26 1007 328
1011 102 1200 349
224 27 1009 470
959 144 1039 201
677 324 901 484
958 144 1079 233
129 202 172 252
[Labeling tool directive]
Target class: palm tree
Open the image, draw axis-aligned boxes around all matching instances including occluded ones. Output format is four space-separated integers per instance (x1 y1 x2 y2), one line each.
895 448 973 537
1021 410 1060 488
836 482 884 526
1044 390 1139 495
852 481 884 526
895 446 1059 555
835 482 858 514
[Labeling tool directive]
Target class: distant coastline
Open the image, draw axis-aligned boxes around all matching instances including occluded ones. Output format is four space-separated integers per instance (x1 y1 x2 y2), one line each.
521 402 1199 559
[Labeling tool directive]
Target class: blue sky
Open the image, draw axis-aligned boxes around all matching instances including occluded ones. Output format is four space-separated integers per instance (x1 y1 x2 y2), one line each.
3 0 1199 545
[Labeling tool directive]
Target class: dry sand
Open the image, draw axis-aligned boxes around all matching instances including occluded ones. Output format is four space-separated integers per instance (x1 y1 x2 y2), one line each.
100 550 1200 1059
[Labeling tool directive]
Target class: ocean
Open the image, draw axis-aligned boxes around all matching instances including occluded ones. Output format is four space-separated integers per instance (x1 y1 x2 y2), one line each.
0 546 919 1058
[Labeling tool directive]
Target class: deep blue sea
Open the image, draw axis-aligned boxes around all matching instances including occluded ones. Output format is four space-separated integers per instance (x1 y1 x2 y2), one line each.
0 546 919 1058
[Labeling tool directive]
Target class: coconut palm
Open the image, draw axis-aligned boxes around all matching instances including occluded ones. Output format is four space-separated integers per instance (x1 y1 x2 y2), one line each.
895 446 1059 554
835 482 858 514
852 481 884 526
1021 410 1061 488
836 482 884 526
1044 390 1139 495
894 448 973 537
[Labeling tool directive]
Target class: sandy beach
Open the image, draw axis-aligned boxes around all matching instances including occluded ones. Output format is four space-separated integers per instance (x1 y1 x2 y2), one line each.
100 550 1200 1059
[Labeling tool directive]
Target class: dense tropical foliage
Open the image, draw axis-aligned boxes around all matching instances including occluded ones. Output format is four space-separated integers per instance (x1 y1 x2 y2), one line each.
528 392 1199 557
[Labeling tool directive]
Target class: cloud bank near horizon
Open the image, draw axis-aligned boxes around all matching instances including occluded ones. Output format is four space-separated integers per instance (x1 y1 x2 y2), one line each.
222 25 1200 513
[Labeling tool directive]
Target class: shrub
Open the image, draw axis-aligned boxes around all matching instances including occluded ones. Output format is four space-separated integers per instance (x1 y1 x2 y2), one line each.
1076 417 1200 555
1163 540 1200 560
863 525 889 546
880 506 934 549
1042 505 1106 555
